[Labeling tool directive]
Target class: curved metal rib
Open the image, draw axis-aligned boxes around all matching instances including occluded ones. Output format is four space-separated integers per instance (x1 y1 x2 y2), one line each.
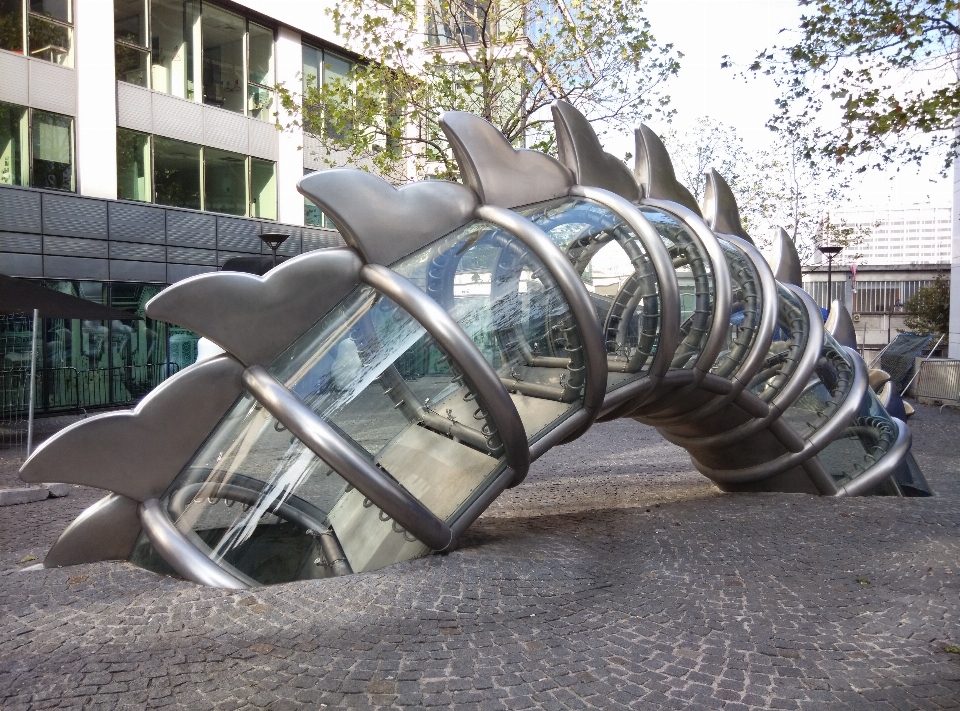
138 498 250 589
242 365 455 552
359 263 531 481
836 418 912 497
474 205 607 423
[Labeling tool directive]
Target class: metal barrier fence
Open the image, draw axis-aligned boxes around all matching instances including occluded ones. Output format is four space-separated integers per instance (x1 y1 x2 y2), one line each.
914 359 960 406
0 363 181 420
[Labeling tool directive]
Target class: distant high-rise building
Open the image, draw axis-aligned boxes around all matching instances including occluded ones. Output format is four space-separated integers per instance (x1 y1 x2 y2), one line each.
830 204 952 266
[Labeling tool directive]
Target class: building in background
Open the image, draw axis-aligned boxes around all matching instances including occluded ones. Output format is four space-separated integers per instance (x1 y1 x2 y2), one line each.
829 203 951 266
0 0 362 413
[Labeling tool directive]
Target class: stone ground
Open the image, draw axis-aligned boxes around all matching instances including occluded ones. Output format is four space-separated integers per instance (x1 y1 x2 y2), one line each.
1 405 959 710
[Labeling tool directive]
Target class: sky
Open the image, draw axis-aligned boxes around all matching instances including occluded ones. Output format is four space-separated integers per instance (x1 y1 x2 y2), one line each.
603 0 953 209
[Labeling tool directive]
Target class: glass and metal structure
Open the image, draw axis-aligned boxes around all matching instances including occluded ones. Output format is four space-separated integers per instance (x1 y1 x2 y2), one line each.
22 102 926 589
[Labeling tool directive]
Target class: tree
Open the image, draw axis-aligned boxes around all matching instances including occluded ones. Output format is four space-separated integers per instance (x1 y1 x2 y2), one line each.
745 0 960 174
276 0 680 182
903 273 950 335
662 120 871 262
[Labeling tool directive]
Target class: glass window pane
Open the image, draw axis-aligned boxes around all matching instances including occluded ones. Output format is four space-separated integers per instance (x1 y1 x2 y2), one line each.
204 147 246 216
31 110 74 191
116 128 151 202
28 14 72 66
30 0 70 23
323 51 352 85
250 158 275 220
154 136 200 209
114 0 146 46
0 0 24 53
150 0 197 100
0 102 28 187
302 44 320 93
115 43 149 86
248 22 273 86
202 5 245 114
247 84 273 122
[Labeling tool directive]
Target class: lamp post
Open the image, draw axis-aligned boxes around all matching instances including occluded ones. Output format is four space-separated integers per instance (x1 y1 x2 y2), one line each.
818 245 843 307
259 232 290 270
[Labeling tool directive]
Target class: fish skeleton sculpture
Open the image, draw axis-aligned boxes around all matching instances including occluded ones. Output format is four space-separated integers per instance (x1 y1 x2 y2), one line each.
21 102 928 589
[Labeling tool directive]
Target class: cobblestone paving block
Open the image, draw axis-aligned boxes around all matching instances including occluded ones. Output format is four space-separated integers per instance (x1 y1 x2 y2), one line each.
1 409 959 709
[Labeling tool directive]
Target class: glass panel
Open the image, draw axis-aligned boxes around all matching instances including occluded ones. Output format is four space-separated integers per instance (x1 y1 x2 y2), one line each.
302 43 320 93
114 0 146 47
247 21 273 86
748 284 809 403
323 51 352 138
390 220 584 443
712 238 763 379
0 0 24 53
150 0 197 99
115 43 150 86
780 332 857 440
519 196 663 391
0 101 28 187
815 388 898 486
202 4 245 114
204 147 246 216
639 207 715 369
303 168 328 227
153 136 200 209
249 158 275 219
30 0 69 23
28 14 72 66
31 109 73 191
247 84 273 122
116 128 151 202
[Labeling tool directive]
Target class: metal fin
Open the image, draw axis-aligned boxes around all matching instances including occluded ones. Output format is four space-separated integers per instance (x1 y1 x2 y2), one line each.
869 369 892 391
299 169 478 266
768 228 803 286
551 100 639 202
44 494 140 568
440 111 573 208
146 248 363 366
825 300 858 349
634 124 702 216
19 355 244 501
702 169 752 243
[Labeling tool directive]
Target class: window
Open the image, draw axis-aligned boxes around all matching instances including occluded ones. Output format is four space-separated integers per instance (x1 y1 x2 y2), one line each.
154 135 200 210
0 101 28 187
118 130 275 218
203 146 246 215
116 127 151 202
1 0 72 65
114 1 273 117
250 158 275 219
302 44 356 139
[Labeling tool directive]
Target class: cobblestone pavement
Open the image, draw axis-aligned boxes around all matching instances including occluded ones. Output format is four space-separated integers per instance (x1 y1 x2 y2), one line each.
1 405 959 710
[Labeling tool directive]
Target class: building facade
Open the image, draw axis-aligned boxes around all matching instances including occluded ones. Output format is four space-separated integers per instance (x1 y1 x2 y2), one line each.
0 0 363 413
829 203 952 266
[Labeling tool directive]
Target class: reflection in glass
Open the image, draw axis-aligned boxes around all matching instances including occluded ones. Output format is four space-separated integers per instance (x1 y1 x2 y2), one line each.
0 0 24 53
31 110 73 191
0 102 28 187
247 22 273 86
28 13 72 65
323 51 352 138
153 136 200 209
815 387 898 488
116 128 151 202
30 0 70 23
150 0 197 99
204 147 246 216
250 158 276 220
115 42 150 86
202 4 245 114
113 0 146 46
302 43 321 93
247 84 274 122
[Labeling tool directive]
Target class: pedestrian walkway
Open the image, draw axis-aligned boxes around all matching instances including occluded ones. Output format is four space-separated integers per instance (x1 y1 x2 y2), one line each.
1 407 959 710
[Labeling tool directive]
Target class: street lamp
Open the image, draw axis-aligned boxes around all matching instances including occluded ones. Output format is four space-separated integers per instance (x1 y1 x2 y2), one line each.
817 245 843 308
259 232 290 270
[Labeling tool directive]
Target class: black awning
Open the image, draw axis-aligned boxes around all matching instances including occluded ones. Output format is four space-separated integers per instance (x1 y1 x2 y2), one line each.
0 273 142 320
